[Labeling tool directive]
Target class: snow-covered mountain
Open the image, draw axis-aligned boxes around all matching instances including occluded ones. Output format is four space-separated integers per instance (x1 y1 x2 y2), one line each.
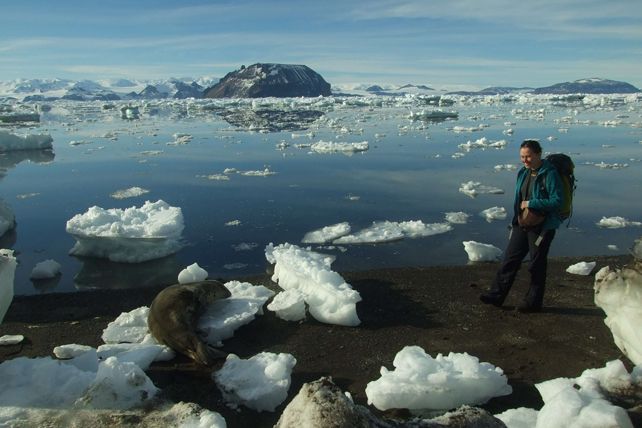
0 77 220 101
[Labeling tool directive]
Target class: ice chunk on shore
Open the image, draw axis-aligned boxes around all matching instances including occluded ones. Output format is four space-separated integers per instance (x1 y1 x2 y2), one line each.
65 200 184 263
102 306 150 344
30 259 61 279
265 243 361 326
178 262 208 284
0 200 16 237
594 262 642 365
0 355 157 410
566 261 596 275
301 222 351 244
495 407 539 428
198 281 274 346
0 335 24 345
214 352 296 412
463 241 502 262
0 249 17 324
534 366 635 428
333 220 452 244
596 216 642 228
365 346 511 411
0 130 53 151
267 289 306 321
459 181 504 198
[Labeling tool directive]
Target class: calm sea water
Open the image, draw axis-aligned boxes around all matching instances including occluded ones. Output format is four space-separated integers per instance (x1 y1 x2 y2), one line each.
2 96 641 295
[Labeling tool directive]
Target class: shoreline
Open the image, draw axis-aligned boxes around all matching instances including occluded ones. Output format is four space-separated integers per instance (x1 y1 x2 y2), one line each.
1 253 637 427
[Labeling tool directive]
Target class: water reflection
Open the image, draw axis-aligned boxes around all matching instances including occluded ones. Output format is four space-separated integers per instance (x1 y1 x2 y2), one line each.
31 274 62 293
220 108 324 132
0 149 55 180
73 255 184 290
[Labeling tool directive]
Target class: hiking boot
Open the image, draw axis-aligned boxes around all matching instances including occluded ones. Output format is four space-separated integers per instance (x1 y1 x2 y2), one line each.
480 291 506 307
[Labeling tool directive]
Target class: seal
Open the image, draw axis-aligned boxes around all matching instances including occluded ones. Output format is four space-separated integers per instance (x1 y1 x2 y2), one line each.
148 280 232 365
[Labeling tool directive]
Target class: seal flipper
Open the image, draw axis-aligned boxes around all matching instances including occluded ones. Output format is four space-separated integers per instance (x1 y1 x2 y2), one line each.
189 336 227 365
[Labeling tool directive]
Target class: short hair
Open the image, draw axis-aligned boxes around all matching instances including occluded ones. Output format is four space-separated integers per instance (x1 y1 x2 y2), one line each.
520 139 542 154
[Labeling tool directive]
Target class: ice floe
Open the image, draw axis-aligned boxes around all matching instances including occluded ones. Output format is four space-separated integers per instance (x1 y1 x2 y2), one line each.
459 181 504 198
333 220 452 244
301 222 351 244
480 206 507 223
110 186 150 200
0 130 53 151
596 216 642 228
0 200 16 237
309 141 369 154
65 200 184 263
445 211 470 224
458 137 508 152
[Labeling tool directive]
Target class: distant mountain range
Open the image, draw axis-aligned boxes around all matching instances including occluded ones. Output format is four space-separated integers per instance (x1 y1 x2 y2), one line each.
446 78 639 96
0 75 638 101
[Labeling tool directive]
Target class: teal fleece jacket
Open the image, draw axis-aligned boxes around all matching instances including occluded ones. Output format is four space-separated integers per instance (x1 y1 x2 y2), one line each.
512 159 563 230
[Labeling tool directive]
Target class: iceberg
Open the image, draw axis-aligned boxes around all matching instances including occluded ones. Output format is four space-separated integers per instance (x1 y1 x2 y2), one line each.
0 130 53 151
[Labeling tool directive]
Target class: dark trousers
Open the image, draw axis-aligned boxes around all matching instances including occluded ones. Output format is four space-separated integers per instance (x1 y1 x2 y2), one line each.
491 226 556 306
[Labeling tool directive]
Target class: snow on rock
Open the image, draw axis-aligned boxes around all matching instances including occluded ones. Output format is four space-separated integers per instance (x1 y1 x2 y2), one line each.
0 130 53 151
265 243 361 326
198 281 275 346
365 346 512 411
594 249 642 365
0 200 16 237
301 222 351 244
596 216 642 228
214 352 297 412
463 241 502 262
333 220 452 244
178 262 208 284
480 206 507 223
566 261 596 275
29 259 61 279
267 289 307 321
65 200 184 263
0 249 17 324
459 181 504 198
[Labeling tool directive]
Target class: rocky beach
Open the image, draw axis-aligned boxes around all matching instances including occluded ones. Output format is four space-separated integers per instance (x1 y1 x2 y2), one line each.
1 254 639 427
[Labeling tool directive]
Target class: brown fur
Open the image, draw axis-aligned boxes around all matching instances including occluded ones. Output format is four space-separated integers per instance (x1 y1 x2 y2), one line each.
148 280 231 365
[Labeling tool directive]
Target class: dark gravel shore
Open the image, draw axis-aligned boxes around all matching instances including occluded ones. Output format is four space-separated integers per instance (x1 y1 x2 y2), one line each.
0 254 637 427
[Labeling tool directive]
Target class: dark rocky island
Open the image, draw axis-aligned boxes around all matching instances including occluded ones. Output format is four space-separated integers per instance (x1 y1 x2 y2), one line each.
532 78 640 94
203 63 331 98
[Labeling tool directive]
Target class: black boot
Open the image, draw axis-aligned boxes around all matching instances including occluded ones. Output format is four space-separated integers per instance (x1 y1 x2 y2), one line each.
480 290 506 307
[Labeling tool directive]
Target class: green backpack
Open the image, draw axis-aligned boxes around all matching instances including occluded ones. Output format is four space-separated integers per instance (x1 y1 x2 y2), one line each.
545 153 576 222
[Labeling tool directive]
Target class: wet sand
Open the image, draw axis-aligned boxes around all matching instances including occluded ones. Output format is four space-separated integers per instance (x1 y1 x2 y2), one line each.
0 254 637 427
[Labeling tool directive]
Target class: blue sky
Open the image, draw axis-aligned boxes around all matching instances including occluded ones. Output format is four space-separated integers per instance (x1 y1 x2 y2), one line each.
1 0 641 90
